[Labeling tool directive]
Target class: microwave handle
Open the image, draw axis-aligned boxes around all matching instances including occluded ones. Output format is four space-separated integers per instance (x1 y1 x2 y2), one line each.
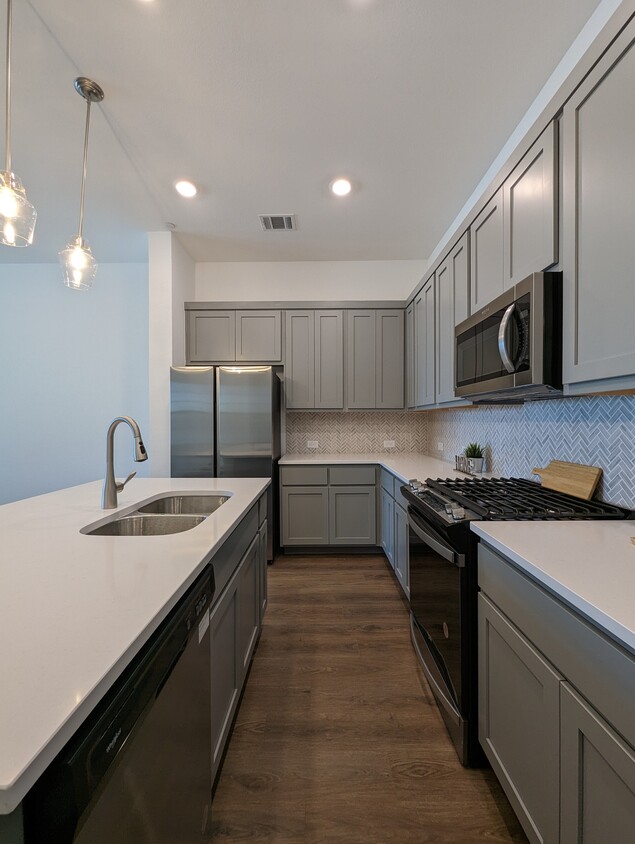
498 303 517 373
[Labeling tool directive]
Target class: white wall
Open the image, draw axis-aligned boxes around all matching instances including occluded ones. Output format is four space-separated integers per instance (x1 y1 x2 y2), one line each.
148 232 195 476
195 259 427 302
0 262 149 505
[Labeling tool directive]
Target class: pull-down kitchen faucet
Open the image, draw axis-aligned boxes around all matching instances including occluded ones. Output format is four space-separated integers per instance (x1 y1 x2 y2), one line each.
102 416 148 509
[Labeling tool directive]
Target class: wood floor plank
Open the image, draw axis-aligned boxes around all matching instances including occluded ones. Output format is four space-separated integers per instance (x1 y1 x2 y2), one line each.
210 554 527 843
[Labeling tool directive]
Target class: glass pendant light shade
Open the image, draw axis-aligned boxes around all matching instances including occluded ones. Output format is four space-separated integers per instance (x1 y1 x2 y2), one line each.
0 171 36 246
59 235 97 290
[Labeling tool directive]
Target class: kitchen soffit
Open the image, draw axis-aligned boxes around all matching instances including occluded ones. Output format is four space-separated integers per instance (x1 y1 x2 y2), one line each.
0 0 603 265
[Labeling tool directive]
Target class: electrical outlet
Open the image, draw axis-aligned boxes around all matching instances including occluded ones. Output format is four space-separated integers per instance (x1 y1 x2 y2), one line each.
437 441 444 452
383 440 396 449
307 440 319 449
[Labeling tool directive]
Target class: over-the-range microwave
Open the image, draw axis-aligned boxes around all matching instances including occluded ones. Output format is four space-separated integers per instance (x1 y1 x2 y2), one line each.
455 271 562 403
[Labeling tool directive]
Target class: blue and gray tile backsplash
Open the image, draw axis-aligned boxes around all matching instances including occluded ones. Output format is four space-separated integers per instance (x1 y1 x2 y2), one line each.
285 396 635 508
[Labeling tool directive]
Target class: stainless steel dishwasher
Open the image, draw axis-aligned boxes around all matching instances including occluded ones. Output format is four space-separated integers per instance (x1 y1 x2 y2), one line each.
24 566 214 843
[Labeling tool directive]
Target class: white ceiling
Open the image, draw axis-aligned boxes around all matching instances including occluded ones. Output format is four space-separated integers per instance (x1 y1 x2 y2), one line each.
1 0 602 265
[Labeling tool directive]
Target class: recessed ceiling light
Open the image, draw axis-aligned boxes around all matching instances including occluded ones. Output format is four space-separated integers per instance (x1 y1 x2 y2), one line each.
175 180 197 198
330 177 352 197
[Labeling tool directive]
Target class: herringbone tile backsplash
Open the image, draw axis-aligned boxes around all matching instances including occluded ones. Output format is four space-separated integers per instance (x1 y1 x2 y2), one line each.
426 395 635 508
286 396 635 508
286 412 427 455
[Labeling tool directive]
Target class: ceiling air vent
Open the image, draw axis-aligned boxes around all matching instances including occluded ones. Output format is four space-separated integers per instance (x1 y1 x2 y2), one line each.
259 214 297 231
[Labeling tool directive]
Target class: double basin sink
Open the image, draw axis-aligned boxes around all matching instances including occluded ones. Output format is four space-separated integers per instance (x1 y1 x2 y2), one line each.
84 494 229 536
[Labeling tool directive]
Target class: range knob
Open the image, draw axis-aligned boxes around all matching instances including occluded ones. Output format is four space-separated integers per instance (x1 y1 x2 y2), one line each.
451 507 465 520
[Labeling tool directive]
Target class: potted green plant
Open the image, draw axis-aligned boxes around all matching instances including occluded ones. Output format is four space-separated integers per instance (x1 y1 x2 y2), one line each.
465 443 484 474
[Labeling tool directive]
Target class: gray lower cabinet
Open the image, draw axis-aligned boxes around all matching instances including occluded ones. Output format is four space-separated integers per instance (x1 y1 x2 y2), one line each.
435 232 470 405
329 486 376 545
478 592 561 844
258 520 268 623
560 684 635 844
209 567 239 783
280 464 377 546
186 308 281 363
503 121 557 287
346 309 404 409
281 486 329 545
380 486 395 568
479 542 635 844
562 20 635 389
284 310 344 409
414 276 435 407
470 187 504 312
393 502 409 597
236 535 260 685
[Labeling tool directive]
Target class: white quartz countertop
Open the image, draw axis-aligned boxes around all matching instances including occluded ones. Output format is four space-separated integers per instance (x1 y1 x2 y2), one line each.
0 476 269 813
471 520 635 656
279 452 486 483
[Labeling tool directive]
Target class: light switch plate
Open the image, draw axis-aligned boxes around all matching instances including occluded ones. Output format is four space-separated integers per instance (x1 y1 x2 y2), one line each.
383 440 396 449
307 440 319 449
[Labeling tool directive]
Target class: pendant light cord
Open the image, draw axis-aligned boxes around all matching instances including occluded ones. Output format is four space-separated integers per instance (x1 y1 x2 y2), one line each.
4 0 11 174
78 97 91 239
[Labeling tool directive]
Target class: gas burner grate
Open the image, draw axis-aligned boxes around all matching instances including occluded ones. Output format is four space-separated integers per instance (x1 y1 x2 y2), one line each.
425 477 631 521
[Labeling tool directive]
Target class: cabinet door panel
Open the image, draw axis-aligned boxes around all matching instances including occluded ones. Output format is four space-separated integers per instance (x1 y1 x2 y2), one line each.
563 24 635 385
329 486 376 545
258 522 268 624
346 310 376 408
315 310 344 408
436 233 470 405
285 311 315 409
210 582 238 779
504 122 557 286
380 487 395 568
561 684 635 844
236 536 260 685
394 502 409 597
376 310 404 409
281 487 329 545
415 277 435 407
479 593 561 844
405 303 415 409
470 188 504 312
236 310 282 361
188 311 235 362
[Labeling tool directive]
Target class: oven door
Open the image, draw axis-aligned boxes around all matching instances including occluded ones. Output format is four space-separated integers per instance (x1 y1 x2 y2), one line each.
455 286 531 397
408 510 464 722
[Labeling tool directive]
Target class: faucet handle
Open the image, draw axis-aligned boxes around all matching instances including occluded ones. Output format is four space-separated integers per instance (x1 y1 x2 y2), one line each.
115 471 137 493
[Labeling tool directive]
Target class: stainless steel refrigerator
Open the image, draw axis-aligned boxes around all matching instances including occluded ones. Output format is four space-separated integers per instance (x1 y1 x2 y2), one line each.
170 365 282 560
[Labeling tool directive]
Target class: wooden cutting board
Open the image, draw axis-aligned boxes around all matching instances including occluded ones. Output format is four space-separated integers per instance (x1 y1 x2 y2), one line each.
532 460 602 501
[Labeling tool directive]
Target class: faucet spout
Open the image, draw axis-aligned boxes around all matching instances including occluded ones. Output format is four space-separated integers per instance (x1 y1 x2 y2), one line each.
102 416 148 509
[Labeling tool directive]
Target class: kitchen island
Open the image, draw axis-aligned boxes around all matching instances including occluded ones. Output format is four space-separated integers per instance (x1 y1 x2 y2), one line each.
0 477 269 820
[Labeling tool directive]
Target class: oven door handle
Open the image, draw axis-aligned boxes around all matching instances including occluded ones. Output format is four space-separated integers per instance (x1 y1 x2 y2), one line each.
408 513 465 568
498 302 518 373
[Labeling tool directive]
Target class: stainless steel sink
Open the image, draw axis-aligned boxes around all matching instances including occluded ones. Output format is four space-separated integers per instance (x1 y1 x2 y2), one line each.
137 494 229 516
86 514 207 537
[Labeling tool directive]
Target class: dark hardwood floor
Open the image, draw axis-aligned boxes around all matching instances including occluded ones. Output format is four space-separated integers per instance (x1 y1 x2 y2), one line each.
210 554 527 843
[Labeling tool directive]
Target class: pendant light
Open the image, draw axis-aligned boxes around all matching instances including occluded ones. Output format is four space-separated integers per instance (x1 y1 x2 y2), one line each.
0 0 36 247
59 77 103 290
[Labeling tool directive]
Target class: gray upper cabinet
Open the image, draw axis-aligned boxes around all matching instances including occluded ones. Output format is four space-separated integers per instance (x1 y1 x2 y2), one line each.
285 310 343 410
414 276 435 407
187 310 236 362
436 232 470 405
235 310 282 362
285 310 315 409
375 310 404 409
315 310 344 408
346 309 404 410
470 187 504 312
503 121 557 287
405 302 415 409
187 308 281 363
562 21 635 388
346 310 376 409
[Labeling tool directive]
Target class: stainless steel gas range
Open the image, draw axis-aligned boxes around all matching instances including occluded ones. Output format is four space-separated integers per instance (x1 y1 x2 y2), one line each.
401 476 633 767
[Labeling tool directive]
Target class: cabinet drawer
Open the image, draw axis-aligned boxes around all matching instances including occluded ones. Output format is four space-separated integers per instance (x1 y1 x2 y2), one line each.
379 468 394 494
479 542 635 749
329 465 376 486
280 465 328 486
